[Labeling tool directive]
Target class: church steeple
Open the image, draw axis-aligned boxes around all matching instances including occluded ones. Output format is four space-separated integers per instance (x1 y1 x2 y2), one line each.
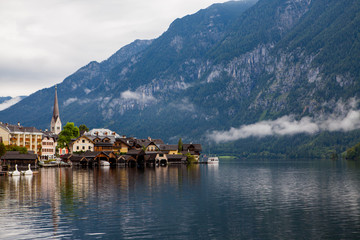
51 85 62 134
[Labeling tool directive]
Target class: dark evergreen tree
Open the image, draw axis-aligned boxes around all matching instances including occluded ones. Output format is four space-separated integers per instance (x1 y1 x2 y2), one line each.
178 138 183 152
0 142 6 157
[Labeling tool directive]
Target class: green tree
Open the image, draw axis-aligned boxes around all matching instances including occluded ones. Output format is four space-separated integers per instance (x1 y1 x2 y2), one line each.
346 142 360 161
186 153 197 164
6 145 27 154
58 122 80 150
0 142 6 157
79 124 89 133
178 138 183 152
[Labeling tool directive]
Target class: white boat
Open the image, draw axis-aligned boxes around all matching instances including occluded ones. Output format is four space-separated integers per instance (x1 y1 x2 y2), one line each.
9 164 21 176
21 164 33 175
203 156 219 164
100 160 110 166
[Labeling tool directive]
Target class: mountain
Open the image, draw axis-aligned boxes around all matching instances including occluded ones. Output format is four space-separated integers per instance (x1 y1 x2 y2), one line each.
1 0 360 158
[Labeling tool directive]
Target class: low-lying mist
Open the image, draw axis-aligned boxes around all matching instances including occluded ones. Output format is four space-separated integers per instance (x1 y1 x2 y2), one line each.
208 99 360 143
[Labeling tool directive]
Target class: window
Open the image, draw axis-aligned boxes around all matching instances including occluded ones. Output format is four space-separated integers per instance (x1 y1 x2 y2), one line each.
82 146 85 150
77 146 79 150
88 146 91 150
82 139 85 143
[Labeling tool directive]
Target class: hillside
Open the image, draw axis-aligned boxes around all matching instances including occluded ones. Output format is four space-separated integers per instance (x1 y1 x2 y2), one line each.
0 0 359 157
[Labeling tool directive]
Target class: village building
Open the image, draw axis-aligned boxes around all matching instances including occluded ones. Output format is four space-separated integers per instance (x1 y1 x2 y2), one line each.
182 144 202 161
167 154 187 164
0 122 43 154
113 138 133 154
63 151 117 166
1 151 38 169
0 122 10 145
41 133 57 160
50 85 62 134
133 137 164 150
40 86 68 159
85 128 120 138
69 135 94 153
159 144 179 155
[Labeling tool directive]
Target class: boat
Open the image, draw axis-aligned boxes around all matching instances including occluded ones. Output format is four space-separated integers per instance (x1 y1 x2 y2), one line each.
38 160 58 167
100 160 110 166
203 156 219 164
21 164 33 175
38 160 72 167
9 164 21 176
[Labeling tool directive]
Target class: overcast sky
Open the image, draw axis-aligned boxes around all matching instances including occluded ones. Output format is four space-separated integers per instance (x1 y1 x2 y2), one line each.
0 0 229 97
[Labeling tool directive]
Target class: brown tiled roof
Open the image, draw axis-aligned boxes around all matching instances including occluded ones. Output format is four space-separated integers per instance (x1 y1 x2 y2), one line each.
88 135 116 144
94 142 113 147
183 144 202 152
1 151 37 160
116 138 133 147
0 123 42 134
83 151 100 158
69 155 84 162
118 155 136 162
135 139 164 148
127 149 143 155
159 144 178 151
167 154 185 160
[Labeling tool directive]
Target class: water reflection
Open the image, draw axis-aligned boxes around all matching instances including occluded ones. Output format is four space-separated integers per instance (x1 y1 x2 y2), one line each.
0 161 359 239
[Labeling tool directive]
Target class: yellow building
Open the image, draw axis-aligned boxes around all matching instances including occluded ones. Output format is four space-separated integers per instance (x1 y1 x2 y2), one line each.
69 135 94 153
159 144 179 155
0 123 11 145
0 122 43 154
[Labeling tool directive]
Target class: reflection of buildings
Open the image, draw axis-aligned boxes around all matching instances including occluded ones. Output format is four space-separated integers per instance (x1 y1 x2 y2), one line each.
40 168 62 233
0 165 202 235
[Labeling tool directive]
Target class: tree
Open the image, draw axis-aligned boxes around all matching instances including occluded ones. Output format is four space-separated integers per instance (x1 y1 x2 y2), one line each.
6 145 27 154
0 142 6 157
346 142 360 161
58 122 80 150
186 152 197 164
79 124 89 133
178 138 183 152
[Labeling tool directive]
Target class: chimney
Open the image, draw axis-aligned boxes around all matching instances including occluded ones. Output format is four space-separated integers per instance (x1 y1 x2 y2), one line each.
18 122 20 126
148 136 152 141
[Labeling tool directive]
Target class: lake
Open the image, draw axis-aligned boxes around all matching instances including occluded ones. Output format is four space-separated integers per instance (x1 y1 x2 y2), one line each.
0 159 360 239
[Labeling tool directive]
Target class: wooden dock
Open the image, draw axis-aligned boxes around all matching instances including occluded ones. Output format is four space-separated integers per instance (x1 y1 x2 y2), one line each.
0 171 8 176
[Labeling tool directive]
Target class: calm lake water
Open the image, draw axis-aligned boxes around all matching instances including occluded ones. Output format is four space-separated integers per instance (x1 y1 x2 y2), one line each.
0 159 360 239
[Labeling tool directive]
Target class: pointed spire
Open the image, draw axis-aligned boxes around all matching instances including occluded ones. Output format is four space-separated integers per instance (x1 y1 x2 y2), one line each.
51 85 62 134
52 85 59 121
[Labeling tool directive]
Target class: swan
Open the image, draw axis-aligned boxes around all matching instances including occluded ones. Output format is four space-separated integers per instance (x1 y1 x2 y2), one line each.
22 164 33 175
10 164 21 176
